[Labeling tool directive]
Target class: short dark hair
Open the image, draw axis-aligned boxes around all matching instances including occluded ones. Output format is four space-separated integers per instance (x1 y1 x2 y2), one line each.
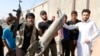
71 11 77 16
26 13 35 19
63 14 67 19
82 9 91 14
40 10 47 15
6 16 15 25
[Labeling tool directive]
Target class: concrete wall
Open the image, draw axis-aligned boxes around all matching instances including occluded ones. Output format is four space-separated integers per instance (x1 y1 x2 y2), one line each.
31 1 48 28
48 0 73 20
75 0 88 20
22 0 100 30
89 0 100 29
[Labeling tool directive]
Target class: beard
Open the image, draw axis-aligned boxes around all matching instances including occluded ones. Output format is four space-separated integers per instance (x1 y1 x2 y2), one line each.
43 18 47 21
83 18 89 22
42 17 47 21
42 17 48 21
26 21 34 26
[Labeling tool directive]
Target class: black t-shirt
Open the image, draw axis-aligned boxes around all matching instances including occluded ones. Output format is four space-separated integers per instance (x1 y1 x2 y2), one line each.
38 20 55 44
67 19 81 40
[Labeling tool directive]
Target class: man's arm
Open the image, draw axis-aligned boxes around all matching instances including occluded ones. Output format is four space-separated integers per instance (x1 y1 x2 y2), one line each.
85 22 100 44
63 23 78 30
90 22 100 41
2 39 12 53
38 23 43 37
38 28 43 37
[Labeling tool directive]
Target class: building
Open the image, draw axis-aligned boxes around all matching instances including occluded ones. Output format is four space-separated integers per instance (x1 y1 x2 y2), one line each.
22 0 100 30
21 0 100 56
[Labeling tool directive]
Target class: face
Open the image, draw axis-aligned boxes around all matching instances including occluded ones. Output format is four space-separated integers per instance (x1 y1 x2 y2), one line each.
82 12 90 22
71 14 77 20
63 16 67 23
41 14 47 21
26 16 34 26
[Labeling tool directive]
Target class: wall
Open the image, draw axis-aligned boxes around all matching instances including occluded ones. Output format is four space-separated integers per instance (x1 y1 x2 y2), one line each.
22 0 100 30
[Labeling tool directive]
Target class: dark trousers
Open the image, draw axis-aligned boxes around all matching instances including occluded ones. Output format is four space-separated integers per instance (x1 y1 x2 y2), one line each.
62 39 70 56
16 47 25 56
69 40 77 56
6 50 16 56
0 42 4 56
43 43 57 56
0 48 4 56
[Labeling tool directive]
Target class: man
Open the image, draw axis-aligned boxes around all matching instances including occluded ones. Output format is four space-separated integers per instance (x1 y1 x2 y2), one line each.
67 11 81 56
54 10 63 56
0 25 4 56
63 9 100 56
61 14 70 56
16 13 39 56
38 10 57 56
2 15 16 56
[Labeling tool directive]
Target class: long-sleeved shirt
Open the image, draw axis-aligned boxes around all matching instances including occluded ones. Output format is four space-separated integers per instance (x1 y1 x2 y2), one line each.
63 28 69 40
67 19 81 40
63 20 100 43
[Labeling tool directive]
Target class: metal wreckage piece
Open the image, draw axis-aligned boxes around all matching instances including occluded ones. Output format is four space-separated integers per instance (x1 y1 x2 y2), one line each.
25 14 65 56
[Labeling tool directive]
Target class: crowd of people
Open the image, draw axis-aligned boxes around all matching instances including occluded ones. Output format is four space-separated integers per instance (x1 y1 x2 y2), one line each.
0 9 99 56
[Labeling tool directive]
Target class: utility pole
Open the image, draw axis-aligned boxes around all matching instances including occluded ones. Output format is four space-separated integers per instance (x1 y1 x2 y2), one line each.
72 0 76 11
86 0 90 9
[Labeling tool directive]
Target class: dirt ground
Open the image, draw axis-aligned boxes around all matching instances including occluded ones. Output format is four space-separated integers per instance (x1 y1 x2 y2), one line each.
75 37 100 56
91 37 100 56
4 37 100 56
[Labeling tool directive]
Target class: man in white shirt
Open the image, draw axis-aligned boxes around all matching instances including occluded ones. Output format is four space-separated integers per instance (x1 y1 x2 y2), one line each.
63 9 100 56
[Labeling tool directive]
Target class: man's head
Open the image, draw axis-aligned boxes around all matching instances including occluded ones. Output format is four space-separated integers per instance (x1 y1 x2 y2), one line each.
26 13 35 26
63 14 67 23
81 9 91 22
40 10 47 21
6 15 15 25
71 11 78 21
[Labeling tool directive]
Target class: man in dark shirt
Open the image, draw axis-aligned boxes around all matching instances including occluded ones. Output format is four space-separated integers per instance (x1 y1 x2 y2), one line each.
0 25 4 56
16 13 39 56
62 14 70 56
62 15 70 56
67 11 81 56
38 10 57 56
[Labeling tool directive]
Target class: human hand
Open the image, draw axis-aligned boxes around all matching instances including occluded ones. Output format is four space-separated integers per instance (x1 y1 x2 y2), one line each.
6 50 12 56
85 39 90 44
73 40 77 45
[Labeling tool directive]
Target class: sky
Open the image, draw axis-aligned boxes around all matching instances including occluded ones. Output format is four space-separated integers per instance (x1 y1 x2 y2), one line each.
0 0 45 19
